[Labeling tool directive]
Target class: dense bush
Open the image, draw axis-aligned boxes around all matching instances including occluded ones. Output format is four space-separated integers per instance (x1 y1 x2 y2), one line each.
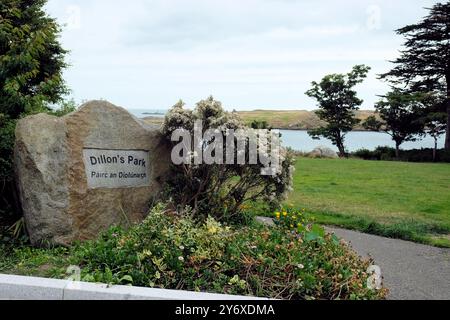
67 204 386 300
0 115 17 222
352 146 395 161
162 97 295 222
0 0 69 225
352 146 450 162
250 119 271 129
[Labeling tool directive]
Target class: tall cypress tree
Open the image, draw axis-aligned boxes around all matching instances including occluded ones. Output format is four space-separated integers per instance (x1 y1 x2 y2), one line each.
380 2 450 149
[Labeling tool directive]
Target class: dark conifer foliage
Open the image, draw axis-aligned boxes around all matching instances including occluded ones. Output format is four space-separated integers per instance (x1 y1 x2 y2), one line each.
380 2 450 149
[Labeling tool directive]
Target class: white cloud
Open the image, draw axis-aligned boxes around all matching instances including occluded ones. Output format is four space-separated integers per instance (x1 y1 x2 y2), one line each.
45 0 441 110
266 25 361 39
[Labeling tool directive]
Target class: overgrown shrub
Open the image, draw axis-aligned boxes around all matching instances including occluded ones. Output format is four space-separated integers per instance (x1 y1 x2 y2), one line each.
68 204 386 300
161 97 295 222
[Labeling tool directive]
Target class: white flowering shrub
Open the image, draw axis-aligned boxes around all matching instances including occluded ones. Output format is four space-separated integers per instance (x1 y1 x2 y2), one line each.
161 96 295 222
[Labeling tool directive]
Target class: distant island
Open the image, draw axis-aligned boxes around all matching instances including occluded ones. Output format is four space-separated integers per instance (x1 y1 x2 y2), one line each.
143 109 377 131
142 111 165 115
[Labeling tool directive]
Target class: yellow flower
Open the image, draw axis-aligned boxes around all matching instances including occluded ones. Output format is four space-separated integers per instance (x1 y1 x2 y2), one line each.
283 211 287 217
290 224 294 228
275 212 280 217
208 226 219 234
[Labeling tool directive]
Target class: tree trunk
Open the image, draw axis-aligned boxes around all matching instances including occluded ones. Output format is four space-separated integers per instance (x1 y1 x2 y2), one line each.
395 142 400 160
336 132 346 158
337 144 346 158
445 73 450 150
446 102 450 150
336 140 346 158
433 136 437 162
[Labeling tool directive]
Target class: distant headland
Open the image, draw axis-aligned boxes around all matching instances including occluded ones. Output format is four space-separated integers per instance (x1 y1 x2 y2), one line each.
142 109 377 131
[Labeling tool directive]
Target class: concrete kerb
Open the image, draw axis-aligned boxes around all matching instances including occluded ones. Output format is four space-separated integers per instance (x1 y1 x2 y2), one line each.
0 274 268 300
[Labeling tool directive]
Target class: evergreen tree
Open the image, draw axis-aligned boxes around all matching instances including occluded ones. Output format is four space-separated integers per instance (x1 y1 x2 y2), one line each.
363 90 426 159
420 92 447 161
0 0 68 220
380 2 450 149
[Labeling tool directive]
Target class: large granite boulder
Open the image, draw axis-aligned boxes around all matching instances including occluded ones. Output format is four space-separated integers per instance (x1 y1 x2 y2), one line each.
309 146 339 159
14 100 171 246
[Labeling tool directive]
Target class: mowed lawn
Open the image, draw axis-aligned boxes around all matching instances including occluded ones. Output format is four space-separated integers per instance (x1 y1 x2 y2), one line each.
288 157 450 247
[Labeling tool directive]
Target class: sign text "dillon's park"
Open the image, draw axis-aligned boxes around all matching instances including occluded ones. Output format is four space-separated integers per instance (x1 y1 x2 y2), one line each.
82 149 151 189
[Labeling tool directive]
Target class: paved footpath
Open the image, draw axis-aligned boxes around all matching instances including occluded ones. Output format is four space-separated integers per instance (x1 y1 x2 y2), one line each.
326 227 450 300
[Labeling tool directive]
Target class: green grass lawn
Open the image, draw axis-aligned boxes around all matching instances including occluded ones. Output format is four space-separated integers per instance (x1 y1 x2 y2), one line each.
286 157 450 247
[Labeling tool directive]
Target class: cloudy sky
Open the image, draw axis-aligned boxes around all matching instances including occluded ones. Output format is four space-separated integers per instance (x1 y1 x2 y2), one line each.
45 0 440 111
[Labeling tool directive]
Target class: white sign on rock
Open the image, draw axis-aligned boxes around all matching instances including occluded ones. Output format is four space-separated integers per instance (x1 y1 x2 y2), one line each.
83 149 151 189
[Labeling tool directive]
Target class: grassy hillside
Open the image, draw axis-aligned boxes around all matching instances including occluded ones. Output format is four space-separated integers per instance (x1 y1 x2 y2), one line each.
237 110 376 130
143 110 377 130
284 157 450 247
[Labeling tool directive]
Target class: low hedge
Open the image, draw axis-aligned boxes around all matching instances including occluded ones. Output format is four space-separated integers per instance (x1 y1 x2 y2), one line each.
352 146 450 162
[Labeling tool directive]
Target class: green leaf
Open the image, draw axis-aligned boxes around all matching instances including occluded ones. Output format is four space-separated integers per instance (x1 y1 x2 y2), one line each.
305 231 320 242
119 275 133 284
311 224 325 237
297 224 306 233
82 274 95 282
331 234 340 245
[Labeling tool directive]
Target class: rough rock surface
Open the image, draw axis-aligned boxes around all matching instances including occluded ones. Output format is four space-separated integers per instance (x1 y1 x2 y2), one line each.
255 216 275 227
309 146 339 159
15 100 171 246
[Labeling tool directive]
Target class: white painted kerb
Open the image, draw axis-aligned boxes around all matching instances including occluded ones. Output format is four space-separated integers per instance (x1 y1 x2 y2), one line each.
0 274 266 300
